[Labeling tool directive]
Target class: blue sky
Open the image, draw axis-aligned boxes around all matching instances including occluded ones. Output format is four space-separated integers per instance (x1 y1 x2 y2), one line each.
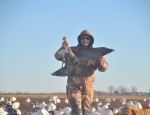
0 0 150 93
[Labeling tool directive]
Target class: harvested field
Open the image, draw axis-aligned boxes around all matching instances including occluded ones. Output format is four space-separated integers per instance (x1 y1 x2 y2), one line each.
0 94 150 114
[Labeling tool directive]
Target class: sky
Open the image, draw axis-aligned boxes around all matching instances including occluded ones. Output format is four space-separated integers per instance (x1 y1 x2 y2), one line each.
0 0 150 93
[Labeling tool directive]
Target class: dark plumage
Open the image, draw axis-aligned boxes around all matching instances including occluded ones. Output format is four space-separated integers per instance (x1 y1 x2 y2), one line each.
52 47 114 77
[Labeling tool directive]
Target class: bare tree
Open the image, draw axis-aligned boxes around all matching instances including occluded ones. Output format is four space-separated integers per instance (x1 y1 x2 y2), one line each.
148 86 150 95
108 85 115 94
114 90 120 94
131 86 137 93
117 86 129 94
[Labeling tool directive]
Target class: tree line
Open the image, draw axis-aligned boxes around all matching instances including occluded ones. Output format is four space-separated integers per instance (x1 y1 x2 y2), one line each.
95 85 150 95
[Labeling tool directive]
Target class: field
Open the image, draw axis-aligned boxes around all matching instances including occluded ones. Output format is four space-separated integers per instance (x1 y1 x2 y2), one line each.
0 93 150 114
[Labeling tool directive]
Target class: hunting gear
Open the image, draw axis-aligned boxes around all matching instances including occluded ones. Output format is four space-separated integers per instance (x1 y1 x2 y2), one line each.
52 30 114 115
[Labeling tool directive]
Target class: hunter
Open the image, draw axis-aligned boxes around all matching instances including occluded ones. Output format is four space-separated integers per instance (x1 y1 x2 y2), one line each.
54 30 108 115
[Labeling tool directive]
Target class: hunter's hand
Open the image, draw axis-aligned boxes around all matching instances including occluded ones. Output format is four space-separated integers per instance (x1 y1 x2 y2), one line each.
97 56 106 65
62 41 68 49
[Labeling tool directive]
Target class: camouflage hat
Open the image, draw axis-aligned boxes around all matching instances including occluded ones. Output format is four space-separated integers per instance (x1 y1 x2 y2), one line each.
78 30 94 47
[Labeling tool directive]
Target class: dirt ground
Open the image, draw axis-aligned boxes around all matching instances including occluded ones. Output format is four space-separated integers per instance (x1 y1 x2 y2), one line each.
0 94 150 114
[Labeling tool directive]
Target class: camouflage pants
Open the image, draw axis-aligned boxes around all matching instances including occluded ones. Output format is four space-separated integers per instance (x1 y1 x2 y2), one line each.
66 78 94 109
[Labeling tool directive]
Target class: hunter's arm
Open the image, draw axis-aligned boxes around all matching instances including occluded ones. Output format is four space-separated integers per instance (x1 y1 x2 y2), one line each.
97 59 108 72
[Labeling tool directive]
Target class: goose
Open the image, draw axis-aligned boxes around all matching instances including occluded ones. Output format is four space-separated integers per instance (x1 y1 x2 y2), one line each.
112 107 118 114
0 107 8 115
10 97 16 102
0 97 4 102
105 98 111 103
120 98 126 105
88 111 102 115
25 98 31 103
143 98 146 102
63 107 71 115
93 98 99 103
97 108 113 115
101 105 109 110
31 109 49 115
135 101 142 109
63 98 69 104
56 98 61 104
12 102 21 115
47 102 56 115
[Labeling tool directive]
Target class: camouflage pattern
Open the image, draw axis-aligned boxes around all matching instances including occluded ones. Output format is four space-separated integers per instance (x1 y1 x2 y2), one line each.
66 74 95 109
55 47 108 110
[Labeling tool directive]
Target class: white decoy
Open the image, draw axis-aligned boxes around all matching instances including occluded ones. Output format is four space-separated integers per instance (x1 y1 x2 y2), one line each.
143 98 146 102
51 96 58 104
47 102 56 111
104 102 110 106
117 106 124 113
6 100 12 106
54 110 58 115
63 107 71 115
56 98 61 104
10 97 16 102
120 98 126 105
48 97 53 102
63 98 69 104
88 111 102 115
134 100 138 104
31 110 40 115
33 105 36 108
52 96 57 101
128 101 134 105
12 102 21 115
89 107 96 113
97 102 102 106
0 97 4 102
16 109 21 115
135 102 142 109
31 109 49 115
98 109 113 115
12 102 20 110
25 98 31 103
55 108 64 115
93 98 99 103
96 106 101 112
112 98 115 101
105 98 111 103
53 96 58 99
112 107 118 114
35 102 40 107
32 101 39 108
101 105 108 110
0 107 8 115
39 109 50 115
39 102 47 109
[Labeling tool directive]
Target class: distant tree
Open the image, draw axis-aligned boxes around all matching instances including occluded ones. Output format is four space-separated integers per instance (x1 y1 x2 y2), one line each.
94 90 108 94
117 86 129 94
114 90 120 94
94 90 98 94
16 91 23 94
131 86 137 93
108 85 115 94
148 86 150 95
